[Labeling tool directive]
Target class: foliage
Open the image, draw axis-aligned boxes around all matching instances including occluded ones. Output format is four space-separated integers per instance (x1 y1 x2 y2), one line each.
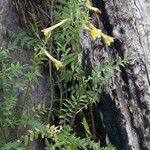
0 0 129 149
0 141 24 150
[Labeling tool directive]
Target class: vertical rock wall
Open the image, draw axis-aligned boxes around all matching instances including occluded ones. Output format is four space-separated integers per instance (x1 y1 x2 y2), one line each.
89 0 150 149
0 1 50 149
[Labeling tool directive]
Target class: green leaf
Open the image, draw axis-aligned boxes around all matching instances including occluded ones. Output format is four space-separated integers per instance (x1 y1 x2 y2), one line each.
82 117 91 137
24 135 29 146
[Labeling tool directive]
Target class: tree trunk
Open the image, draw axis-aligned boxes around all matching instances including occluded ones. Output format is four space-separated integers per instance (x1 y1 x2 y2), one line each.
91 0 150 150
1 0 150 150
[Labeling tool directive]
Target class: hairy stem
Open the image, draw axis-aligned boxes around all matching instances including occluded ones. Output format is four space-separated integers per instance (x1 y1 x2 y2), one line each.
47 0 54 123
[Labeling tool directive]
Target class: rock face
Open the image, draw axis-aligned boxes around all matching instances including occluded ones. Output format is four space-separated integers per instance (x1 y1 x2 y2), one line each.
90 0 150 150
0 0 50 113
1 0 150 150
0 1 50 149
0 1 18 41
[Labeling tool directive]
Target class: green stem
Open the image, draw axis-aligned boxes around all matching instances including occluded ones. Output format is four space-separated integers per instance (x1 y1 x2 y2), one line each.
1 62 6 97
59 82 63 115
88 102 96 139
79 37 97 138
0 125 7 143
48 0 54 123
0 62 7 142
21 80 32 113
81 73 97 139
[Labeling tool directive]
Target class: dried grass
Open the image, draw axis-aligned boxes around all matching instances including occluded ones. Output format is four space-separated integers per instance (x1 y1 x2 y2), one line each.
15 0 56 34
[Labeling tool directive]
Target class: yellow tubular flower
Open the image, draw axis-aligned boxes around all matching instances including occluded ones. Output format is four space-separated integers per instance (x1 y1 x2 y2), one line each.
83 25 91 31
85 0 101 13
43 49 63 70
83 25 101 40
90 28 101 40
41 18 69 37
83 24 114 45
101 33 115 46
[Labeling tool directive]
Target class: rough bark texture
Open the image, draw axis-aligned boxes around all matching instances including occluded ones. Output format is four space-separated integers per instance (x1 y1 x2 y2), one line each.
90 0 150 150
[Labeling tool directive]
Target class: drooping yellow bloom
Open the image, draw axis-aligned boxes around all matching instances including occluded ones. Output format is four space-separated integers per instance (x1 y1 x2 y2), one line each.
101 33 115 46
41 18 69 37
90 28 101 40
85 0 101 13
83 25 101 40
83 24 114 46
43 49 63 70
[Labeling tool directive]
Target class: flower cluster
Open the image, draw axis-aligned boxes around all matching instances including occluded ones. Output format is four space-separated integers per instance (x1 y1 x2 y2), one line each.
83 24 114 46
41 0 114 70
85 0 101 13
